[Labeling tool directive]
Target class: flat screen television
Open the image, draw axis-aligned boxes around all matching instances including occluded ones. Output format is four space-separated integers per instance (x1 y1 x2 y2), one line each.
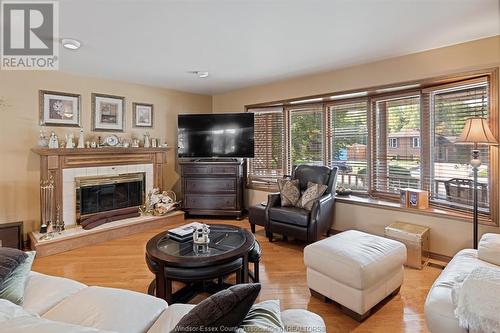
178 113 254 158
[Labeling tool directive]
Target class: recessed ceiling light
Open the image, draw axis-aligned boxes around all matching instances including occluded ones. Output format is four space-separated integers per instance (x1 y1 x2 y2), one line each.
61 38 81 50
189 71 209 78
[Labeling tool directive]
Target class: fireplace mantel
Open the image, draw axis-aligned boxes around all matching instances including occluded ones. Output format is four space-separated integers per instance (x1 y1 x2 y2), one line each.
32 147 171 227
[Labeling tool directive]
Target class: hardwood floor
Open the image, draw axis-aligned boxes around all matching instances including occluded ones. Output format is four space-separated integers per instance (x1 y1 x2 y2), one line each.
32 218 443 333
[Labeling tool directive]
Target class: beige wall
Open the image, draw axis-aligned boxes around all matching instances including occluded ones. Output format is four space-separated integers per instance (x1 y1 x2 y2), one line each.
213 36 500 257
0 70 212 234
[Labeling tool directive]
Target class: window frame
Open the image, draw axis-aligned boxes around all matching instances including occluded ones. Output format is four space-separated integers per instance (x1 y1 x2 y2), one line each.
389 138 399 148
369 91 422 199
412 137 420 148
325 98 369 194
245 68 498 226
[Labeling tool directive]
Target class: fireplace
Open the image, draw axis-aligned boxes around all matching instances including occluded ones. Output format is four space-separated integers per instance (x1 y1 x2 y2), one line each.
75 173 145 224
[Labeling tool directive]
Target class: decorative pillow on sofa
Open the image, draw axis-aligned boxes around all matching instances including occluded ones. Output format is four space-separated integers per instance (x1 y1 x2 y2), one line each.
478 233 500 266
172 283 261 333
277 179 300 207
297 182 327 211
237 299 284 333
0 247 28 286
0 251 36 305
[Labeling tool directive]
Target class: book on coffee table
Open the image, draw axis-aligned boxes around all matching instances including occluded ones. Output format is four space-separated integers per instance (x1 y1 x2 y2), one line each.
168 222 202 240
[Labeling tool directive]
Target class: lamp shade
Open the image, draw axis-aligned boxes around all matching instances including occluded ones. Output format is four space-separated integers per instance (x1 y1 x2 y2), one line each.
456 117 498 145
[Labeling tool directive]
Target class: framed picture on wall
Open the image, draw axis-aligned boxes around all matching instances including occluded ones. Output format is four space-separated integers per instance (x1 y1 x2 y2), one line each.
92 93 125 132
133 102 154 128
39 90 81 127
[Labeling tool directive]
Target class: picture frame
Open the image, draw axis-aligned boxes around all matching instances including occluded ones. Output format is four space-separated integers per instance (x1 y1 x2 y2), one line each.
39 90 81 127
133 102 154 128
92 93 125 132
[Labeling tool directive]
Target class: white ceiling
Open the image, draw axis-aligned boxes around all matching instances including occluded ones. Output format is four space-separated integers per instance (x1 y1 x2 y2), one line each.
57 0 500 95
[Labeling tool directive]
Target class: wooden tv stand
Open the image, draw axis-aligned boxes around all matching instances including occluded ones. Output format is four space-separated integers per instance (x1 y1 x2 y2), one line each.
180 159 245 219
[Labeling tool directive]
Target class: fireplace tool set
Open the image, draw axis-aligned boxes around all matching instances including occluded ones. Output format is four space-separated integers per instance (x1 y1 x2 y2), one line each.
39 177 64 240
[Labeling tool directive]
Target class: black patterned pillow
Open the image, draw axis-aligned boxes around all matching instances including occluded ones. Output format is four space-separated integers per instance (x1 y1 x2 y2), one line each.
297 182 328 211
172 283 261 333
277 179 300 207
0 247 27 286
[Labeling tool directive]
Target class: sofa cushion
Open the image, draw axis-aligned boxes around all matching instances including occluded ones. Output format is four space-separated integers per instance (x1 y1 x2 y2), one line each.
23 271 87 315
0 298 34 322
478 233 500 266
269 207 310 227
304 230 406 289
0 299 114 333
425 249 498 333
0 247 27 286
2 316 117 333
172 283 261 332
0 251 36 304
281 309 326 333
146 304 195 333
43 286 167 333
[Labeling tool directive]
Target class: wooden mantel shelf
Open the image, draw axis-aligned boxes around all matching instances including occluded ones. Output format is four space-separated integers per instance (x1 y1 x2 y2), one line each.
32 147 171 156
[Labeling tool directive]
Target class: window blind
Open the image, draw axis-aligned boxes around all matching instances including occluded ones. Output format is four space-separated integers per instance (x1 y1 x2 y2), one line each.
328 100 368 191
429 81 490 214
247 107 285 188
289 106 325 171
373 95 421 194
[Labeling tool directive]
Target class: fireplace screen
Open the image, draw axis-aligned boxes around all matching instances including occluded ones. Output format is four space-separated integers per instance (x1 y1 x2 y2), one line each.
76 173 145 223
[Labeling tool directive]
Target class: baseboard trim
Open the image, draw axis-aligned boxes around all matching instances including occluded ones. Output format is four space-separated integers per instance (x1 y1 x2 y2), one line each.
329 228 452 263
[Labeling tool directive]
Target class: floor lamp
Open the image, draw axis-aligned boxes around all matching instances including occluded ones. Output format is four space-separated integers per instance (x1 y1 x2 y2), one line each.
456 117 498 249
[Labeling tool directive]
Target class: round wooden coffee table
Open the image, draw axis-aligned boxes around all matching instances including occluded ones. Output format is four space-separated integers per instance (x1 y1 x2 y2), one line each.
145 224 255 303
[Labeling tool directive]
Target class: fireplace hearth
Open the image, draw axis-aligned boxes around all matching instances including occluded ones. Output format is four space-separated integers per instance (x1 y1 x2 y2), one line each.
76 173 145 224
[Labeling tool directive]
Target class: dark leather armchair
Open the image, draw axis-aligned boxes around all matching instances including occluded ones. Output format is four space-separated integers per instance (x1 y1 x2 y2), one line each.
265 165 338 243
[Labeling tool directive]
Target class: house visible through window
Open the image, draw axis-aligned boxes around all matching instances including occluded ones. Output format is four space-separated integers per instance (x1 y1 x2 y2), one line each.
373 94 421 194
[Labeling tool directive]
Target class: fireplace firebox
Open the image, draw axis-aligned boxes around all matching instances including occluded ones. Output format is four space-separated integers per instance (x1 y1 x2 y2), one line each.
76 173 145 224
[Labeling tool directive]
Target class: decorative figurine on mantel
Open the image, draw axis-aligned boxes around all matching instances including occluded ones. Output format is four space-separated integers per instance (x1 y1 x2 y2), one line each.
65 133 75 149
144 132 151 148
37 129 48 147
132 138 140 148
48 132 59 149
77 129 85 148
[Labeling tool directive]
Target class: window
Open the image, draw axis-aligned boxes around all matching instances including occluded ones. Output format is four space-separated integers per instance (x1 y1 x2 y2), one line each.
427 80 491 214
389 138 398 148
289 106 324 169
327 100 368 191
247 107 285 188
412 137 420 148
373 94 421 194
246 69 497 224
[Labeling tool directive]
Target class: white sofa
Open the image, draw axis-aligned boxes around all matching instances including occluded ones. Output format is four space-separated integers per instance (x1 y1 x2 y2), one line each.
425 244 500 333
0 271 326 333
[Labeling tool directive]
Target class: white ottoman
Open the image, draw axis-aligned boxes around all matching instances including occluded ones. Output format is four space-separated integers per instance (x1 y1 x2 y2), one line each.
304 230 406 321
